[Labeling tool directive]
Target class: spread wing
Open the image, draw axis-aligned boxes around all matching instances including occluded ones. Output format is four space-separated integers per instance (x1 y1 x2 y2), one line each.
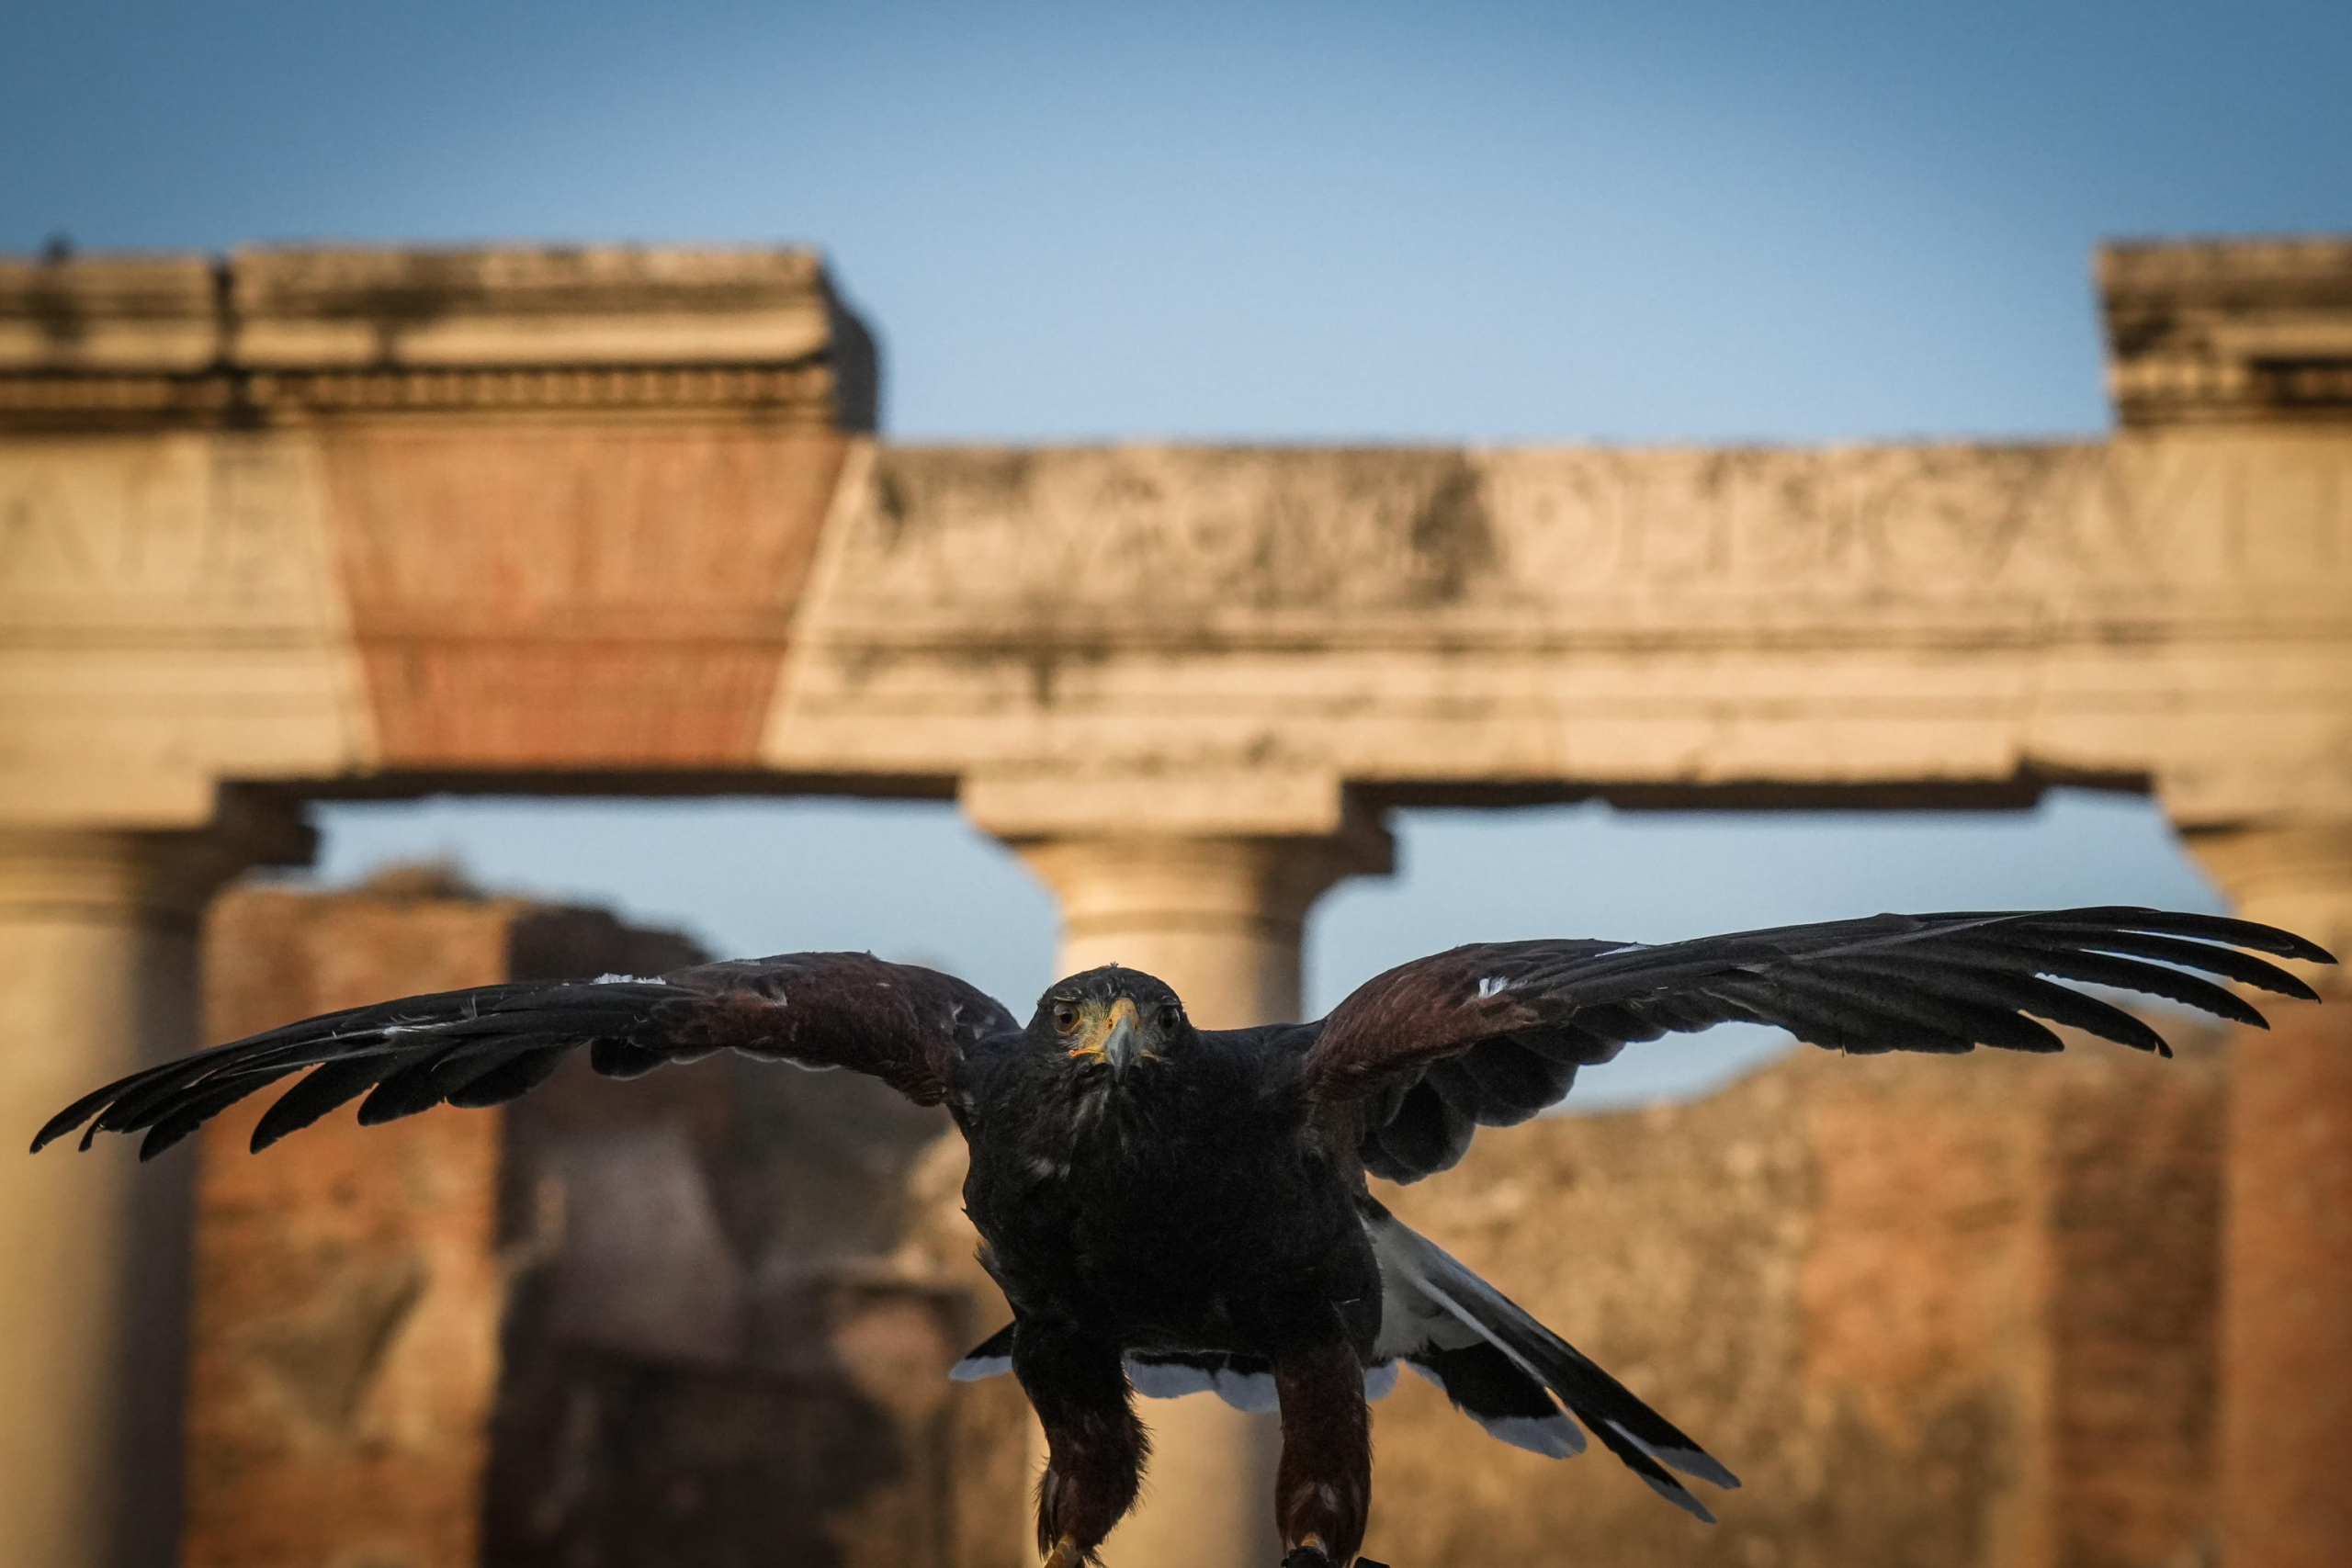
1301 907 2333 1183
35 952 1019 1162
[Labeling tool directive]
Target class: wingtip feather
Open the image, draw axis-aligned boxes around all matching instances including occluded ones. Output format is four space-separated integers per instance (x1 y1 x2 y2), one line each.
33 1081 130 1154
137 1119 198 1162
1634 1469 1717 1524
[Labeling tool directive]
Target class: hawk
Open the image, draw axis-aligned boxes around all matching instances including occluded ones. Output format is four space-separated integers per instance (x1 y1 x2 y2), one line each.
39 906 2331 1567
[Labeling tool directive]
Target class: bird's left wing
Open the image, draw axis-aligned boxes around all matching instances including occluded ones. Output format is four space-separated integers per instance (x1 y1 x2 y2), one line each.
1300 907 2332 1182
35 952 1019 1162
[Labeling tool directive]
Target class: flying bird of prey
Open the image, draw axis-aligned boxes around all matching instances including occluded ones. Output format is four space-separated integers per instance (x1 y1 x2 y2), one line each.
39 905 2331 1568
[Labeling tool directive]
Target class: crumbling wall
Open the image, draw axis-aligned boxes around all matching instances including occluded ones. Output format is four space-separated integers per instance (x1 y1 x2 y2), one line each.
187 876 529 1568
187 875 1026 1568
481 916 1022 1568
904 1032 2225 1568
1367 1036 2223 1568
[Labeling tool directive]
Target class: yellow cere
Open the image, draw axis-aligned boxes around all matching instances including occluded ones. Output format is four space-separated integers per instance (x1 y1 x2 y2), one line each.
1067 996 1142 1062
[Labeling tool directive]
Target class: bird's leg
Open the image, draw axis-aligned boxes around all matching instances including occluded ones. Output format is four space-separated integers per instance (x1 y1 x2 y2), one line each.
1272 1338 1373 1567
1012 1318 1147 1566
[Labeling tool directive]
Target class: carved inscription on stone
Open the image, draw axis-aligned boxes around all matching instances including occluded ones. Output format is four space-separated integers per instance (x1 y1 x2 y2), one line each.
0 433 370 825
821 440 2352 644
0 436 338 623
769 437 2352 820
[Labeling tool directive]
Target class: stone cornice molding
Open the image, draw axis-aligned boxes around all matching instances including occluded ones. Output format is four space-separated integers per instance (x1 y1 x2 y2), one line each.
2181 822 2352 988
0 245 870 433
0 790 312 927
2104 236 2352 426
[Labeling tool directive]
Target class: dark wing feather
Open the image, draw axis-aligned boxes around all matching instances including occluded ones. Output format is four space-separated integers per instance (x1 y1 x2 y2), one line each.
1307 907 2331 1183
35 953 1018 1161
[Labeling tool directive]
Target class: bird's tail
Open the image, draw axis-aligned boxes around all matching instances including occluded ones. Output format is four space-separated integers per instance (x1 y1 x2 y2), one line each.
1363 1202 1739 1521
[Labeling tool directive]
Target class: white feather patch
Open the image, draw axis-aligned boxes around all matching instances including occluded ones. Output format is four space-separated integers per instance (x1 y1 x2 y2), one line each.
1125 1358 1216 1400
948 1351 1012 1382
1481 1412 1588 1458
1210 1366 1279 1413
1124 1357 1280 1412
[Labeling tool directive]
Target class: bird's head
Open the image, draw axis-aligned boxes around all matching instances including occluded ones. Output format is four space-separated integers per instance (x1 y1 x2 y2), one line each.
1030 967 1189 1079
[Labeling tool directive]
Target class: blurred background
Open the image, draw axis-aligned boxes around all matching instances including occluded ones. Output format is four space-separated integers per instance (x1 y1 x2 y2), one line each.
15 0 2343 1100
6 6 2351 1568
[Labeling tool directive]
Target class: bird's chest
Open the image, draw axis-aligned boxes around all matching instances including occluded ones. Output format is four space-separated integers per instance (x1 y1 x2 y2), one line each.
963 1071 1358 1348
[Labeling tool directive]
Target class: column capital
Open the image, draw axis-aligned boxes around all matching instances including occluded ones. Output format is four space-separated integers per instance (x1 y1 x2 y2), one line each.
1008 806 1394 931
2180 821 2352 988
0 789 313 928
1001 802 1392 1031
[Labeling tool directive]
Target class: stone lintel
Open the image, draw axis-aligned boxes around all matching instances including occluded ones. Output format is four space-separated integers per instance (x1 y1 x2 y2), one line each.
771 434 2352 826
2103 236 2352 425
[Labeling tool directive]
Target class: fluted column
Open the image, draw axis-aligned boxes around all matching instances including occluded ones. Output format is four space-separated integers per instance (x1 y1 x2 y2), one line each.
2182 822 2352 1568
0 807 306 1568
1004 813 1392 1568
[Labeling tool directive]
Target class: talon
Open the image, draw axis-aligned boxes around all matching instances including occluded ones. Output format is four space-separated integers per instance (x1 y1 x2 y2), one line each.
1043 1535 1083 1568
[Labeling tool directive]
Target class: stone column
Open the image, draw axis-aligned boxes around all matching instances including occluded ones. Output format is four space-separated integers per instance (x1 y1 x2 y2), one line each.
2182 823 2352 1568
0 807 306 1568
1004 814 1392 1568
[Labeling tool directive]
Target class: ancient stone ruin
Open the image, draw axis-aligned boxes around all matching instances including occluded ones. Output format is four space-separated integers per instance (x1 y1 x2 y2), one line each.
4 237 2347 1568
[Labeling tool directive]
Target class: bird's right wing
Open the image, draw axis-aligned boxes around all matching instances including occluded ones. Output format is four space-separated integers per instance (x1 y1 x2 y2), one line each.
1299 907 2332 1181
36 952 1019 1162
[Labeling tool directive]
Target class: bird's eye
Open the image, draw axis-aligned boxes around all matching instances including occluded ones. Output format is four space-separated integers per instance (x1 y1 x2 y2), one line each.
1051 1002 1080 1034
1159 1004 1184 1029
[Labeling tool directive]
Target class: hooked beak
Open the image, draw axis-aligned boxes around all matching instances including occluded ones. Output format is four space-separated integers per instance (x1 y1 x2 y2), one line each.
1069 996 1147 1075
1101 998 1142 1073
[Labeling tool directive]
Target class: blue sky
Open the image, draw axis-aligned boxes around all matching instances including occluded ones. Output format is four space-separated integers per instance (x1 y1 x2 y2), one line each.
8 1 2342 1100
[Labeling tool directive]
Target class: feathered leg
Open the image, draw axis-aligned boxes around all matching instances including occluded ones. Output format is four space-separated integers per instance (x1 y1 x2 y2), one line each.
1012 1319 1147 1566
1272 1338 1374 1567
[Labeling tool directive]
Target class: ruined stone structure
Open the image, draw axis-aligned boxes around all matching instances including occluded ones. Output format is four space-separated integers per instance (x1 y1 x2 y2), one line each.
187 876 1023 1568
184 876 2248 1568
4 236 2349 1568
